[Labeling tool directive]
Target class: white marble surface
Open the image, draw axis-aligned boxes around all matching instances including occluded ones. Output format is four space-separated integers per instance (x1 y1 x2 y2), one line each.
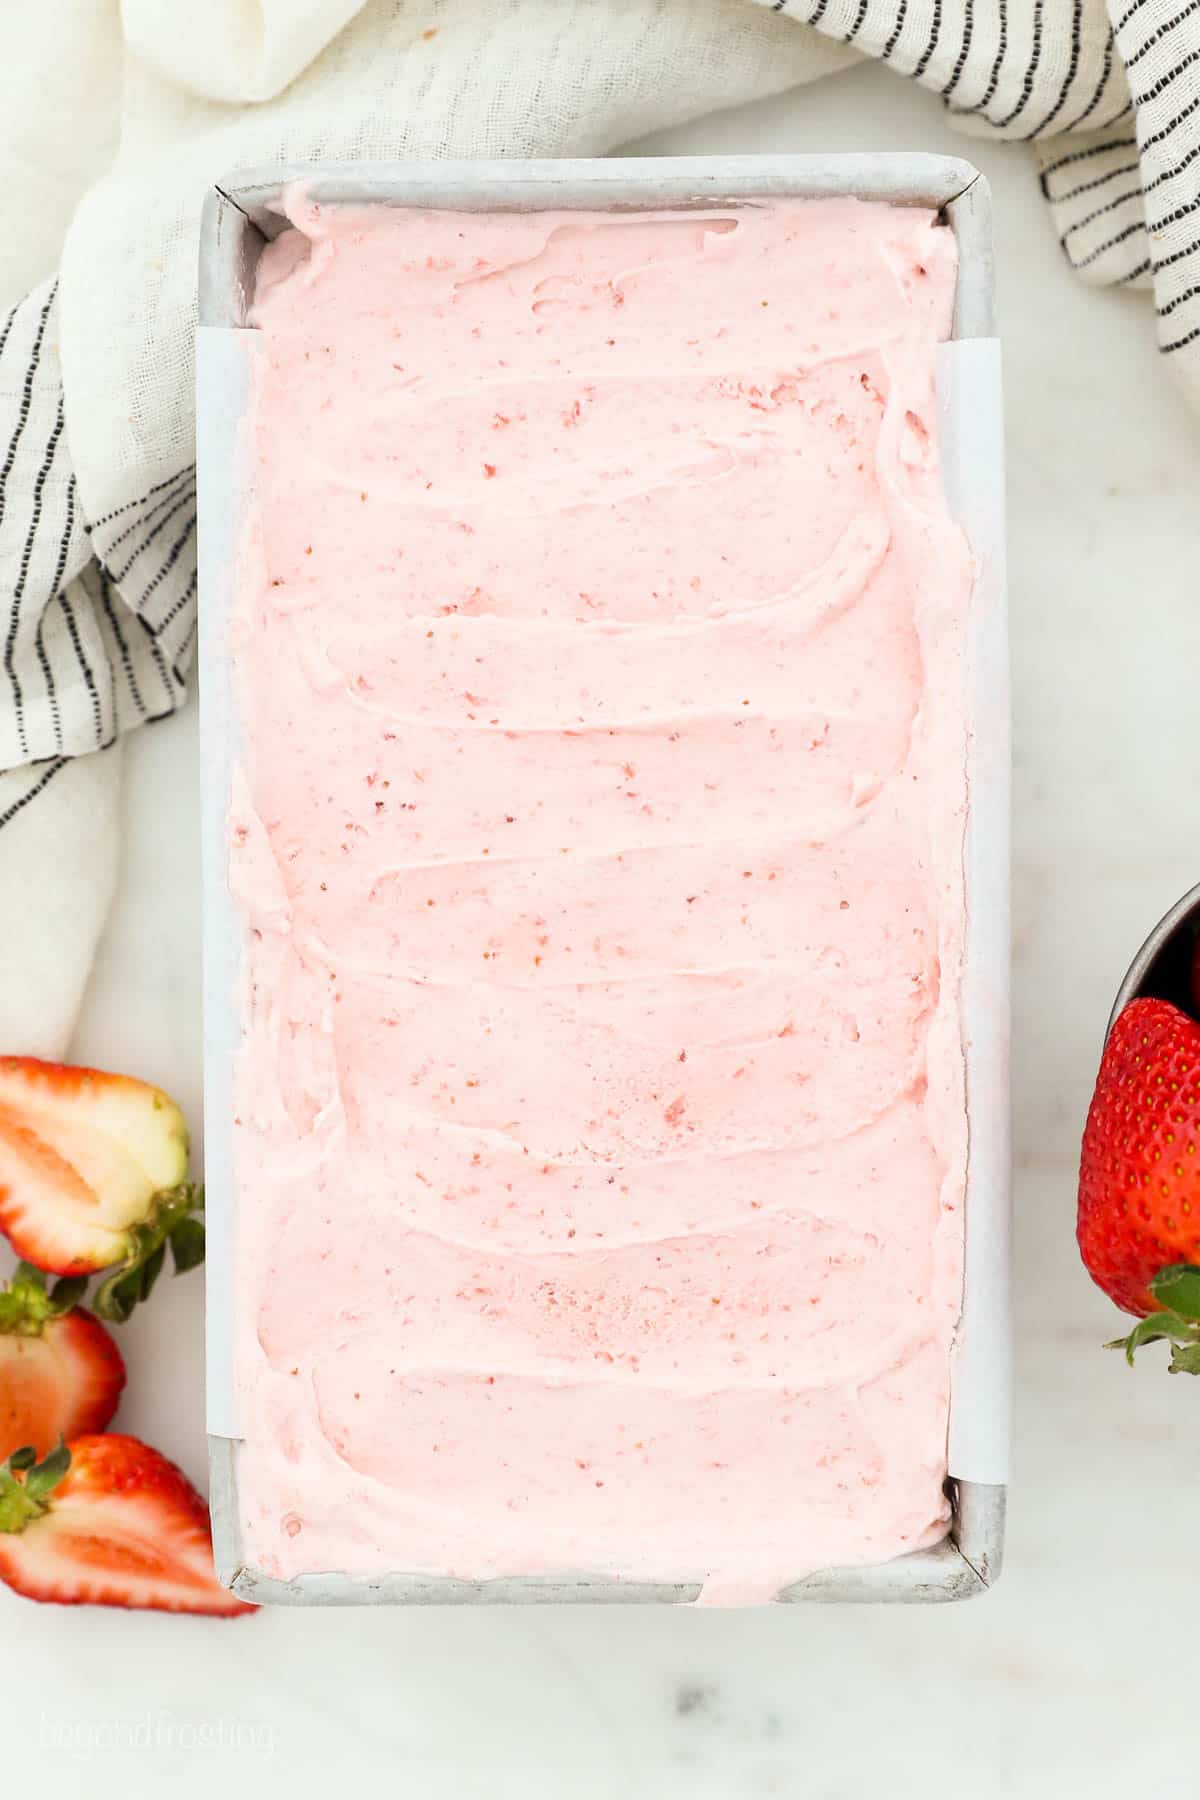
9 62 1200 1796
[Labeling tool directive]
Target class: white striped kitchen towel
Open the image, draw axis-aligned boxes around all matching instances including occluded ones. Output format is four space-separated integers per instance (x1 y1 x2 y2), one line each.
0 281 191 790
0 0 1197 1048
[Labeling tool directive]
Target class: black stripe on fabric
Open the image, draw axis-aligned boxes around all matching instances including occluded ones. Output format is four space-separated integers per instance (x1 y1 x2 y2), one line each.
1062 185 1145 240
0 303 19 367
1163 322 1200 352
104 600 119 730
1148 190 1200 236
36 455 81 752
4 385 63 756
0 757 67 831
994 0 1043 129
79 728 133 759
134 614 181 712
1070 218 1146 269
912 0 942 81
1030 0 1082 137
1146 234 1200 274
1122 0 1199 70
1157 280 1200 316
807 0 831 24
845 0 870 44
1039 135 1138 181
773 0 788 10
1139 88 1200 154
171 606 199 683
110 487 195 584
941 0 972 96
1065 33 1115 132
124 513 197 626
1050 160 1141 205
884 0 911 61
0 282 55 536
1143 133 1200 196
155 567 199 640
33 609 61 753
959 2 1007 115
89 465 194 531
46 460 79 617
58 587 103 745
1130 43 1200 108
101 474 198 558
1122 258 1152 282
99 570 148 722
1111 0 1144 30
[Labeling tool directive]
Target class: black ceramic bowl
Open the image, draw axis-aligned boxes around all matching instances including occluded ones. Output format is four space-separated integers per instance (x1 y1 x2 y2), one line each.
1109 881 1200 1033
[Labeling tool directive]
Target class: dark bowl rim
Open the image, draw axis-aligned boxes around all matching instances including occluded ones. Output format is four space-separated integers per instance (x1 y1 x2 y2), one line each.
1108 879 1200 1035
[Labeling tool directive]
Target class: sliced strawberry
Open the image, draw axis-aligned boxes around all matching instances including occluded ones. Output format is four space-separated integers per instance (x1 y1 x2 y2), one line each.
0 1264 125 1458
0 1058 202 1311
0 1437 254 1616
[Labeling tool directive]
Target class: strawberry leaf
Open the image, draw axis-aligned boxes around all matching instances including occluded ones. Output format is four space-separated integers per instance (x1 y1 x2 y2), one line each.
94 1243 166 1323
90 1185 204 1322
0 1443 69 1532
24 1441 70 1501
1149 1264 1200 1322
1168 1341 1200 1375
1108 1310 1200 1366
168 1216 206 1274
47 1274 89 1314
139 1242 167 1301
92 1268 137 1324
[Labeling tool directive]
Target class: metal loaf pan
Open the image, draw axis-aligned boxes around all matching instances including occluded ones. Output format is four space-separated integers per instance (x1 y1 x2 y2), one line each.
197 154 1009 1605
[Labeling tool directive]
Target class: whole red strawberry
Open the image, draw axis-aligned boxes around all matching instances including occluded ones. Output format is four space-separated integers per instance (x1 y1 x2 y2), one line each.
1079 996 1200 1370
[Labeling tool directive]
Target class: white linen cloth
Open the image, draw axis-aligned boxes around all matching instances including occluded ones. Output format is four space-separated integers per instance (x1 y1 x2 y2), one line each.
1 0 1196 1053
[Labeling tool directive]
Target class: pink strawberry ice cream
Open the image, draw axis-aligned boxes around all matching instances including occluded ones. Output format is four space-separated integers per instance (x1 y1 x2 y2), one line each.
228 191 974 1604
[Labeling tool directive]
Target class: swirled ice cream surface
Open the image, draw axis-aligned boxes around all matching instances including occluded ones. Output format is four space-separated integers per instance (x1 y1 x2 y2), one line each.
229 193 973 1604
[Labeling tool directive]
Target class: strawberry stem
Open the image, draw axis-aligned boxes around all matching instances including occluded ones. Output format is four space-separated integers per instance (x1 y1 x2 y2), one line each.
0 1443 70 1533
1147 1263 1200 1322
0 1264 89 1335
92 1184 205 1323
1104 1266 1200 1373
1108 1310 1200 1372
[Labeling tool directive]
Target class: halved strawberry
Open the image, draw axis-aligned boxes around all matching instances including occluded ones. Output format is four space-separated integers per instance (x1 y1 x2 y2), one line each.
0 1264 125 1458
0 1058 203 1315
0 1437 254 1616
